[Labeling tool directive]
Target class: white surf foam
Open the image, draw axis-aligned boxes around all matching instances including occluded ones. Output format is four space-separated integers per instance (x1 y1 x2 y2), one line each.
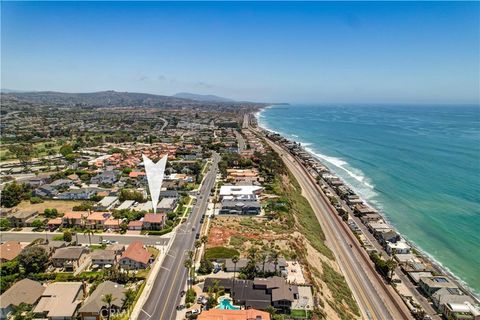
305 146 377 197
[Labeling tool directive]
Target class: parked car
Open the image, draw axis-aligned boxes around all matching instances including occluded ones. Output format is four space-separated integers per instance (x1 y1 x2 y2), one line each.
176 304 185 310
180 290 186 297
191 309 201 315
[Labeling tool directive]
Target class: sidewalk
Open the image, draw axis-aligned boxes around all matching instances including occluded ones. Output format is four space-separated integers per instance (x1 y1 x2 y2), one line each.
129 242 172 320
130 197 194 319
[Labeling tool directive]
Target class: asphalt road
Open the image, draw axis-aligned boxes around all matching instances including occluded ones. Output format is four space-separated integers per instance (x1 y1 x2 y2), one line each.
261 132 412 320
138 153 220 320
234 130 246 152
0 231 170 246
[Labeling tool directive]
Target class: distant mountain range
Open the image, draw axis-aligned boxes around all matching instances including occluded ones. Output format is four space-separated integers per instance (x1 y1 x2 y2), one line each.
0 90 266 108
173 92 234 102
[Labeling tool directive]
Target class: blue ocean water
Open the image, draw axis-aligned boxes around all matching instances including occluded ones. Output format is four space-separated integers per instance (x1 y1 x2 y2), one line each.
258 104 480 294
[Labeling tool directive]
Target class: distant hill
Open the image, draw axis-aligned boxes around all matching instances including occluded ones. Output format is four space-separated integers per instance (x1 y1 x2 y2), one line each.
1 90 197 107
173 92 234 102
1 90 268 110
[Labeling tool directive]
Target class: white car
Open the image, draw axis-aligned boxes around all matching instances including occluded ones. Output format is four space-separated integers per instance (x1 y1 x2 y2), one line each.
191 309 201 315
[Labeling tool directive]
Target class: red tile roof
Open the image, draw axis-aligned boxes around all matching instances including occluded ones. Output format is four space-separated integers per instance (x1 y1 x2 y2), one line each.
87 212 111 221
128 220 143 227
121 241 151 265
143 213 165 224
129 171 146 178
47 218 62 225
105 219 121 226
0 241 22 261
63 211 89 220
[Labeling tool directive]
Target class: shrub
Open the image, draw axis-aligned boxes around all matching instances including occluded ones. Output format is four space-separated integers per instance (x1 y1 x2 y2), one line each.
0 218 11 231
30 196 44 204
185 288 196 304
63 230 72 242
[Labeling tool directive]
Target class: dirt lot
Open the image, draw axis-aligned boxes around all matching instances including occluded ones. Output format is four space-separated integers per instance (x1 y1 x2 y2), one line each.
207 215 292 257
14 200 81 213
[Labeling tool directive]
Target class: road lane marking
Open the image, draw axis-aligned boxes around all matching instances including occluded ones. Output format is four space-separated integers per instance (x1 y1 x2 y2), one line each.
140 309 152 318
160 266 170 272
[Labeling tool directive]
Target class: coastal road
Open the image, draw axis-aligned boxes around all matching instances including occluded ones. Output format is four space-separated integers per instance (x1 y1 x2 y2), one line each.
138 153 220 320
0 231 170 246
257 129 412 320
234 130 246 152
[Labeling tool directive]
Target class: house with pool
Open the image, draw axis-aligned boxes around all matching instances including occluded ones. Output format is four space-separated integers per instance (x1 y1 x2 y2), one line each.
203 276 300 313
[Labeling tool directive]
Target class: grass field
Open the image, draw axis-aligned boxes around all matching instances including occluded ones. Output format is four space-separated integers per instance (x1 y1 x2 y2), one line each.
15 200 81 213
204 246 240 260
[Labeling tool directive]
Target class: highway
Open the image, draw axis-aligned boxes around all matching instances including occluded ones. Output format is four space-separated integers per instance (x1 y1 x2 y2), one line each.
250 121 412 320
138 153 220 320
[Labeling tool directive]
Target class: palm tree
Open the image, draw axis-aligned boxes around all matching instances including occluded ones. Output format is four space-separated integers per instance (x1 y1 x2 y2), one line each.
231 256 239 299
386 258 397 283
194 240 201 250
84 229 94 246
102 293 116 320
124 289 136 316
259 252 268 275
270 250 279 275
184 258 193 290
201 235 208 244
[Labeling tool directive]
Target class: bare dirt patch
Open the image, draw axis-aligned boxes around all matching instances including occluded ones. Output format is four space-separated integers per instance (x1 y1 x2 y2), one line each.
14 200 81 214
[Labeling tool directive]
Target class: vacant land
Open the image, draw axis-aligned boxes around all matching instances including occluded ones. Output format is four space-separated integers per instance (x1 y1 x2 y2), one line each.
14 200 80 213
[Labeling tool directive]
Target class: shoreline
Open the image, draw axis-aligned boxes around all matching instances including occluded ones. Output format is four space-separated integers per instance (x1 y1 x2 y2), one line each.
253 106 479 301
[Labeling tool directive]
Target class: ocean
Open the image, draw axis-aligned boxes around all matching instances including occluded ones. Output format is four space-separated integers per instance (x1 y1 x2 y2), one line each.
257 104 480 295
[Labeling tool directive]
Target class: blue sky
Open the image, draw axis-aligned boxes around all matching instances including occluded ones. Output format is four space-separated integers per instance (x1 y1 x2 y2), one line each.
1 1 479 103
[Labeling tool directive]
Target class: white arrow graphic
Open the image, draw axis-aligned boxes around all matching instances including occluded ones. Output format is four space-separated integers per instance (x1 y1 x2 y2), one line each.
142 154 168 214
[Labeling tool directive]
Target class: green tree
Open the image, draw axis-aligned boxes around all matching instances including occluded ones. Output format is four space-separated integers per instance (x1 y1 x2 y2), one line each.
59 144 74 157
1 182 29 208
8 144 34 167
0 218 11 231
198 259 213 275
124 289 136 315
269 250 280 275
43 208 59 218
184 258 193 290
31 219 45 230
18 246 49 274
84 229 94 246
63 230 73 242
232 256 239 299
11 302 34 320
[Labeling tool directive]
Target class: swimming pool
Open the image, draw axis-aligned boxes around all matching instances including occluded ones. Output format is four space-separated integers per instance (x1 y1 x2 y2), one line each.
216 297 240 310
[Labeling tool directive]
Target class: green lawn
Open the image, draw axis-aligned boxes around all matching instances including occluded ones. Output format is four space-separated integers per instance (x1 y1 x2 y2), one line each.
290 309 311 318
204 246 239 260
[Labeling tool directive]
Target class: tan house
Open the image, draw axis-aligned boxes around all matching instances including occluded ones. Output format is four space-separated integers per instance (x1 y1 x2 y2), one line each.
104 218 121 231
119 241 152 269
86 212 112 229
33 282 83 320
8 209 38 227
0 279 45 319
143 213 165 230
51 246 89 271
78 281 125 320
62 211 89 227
